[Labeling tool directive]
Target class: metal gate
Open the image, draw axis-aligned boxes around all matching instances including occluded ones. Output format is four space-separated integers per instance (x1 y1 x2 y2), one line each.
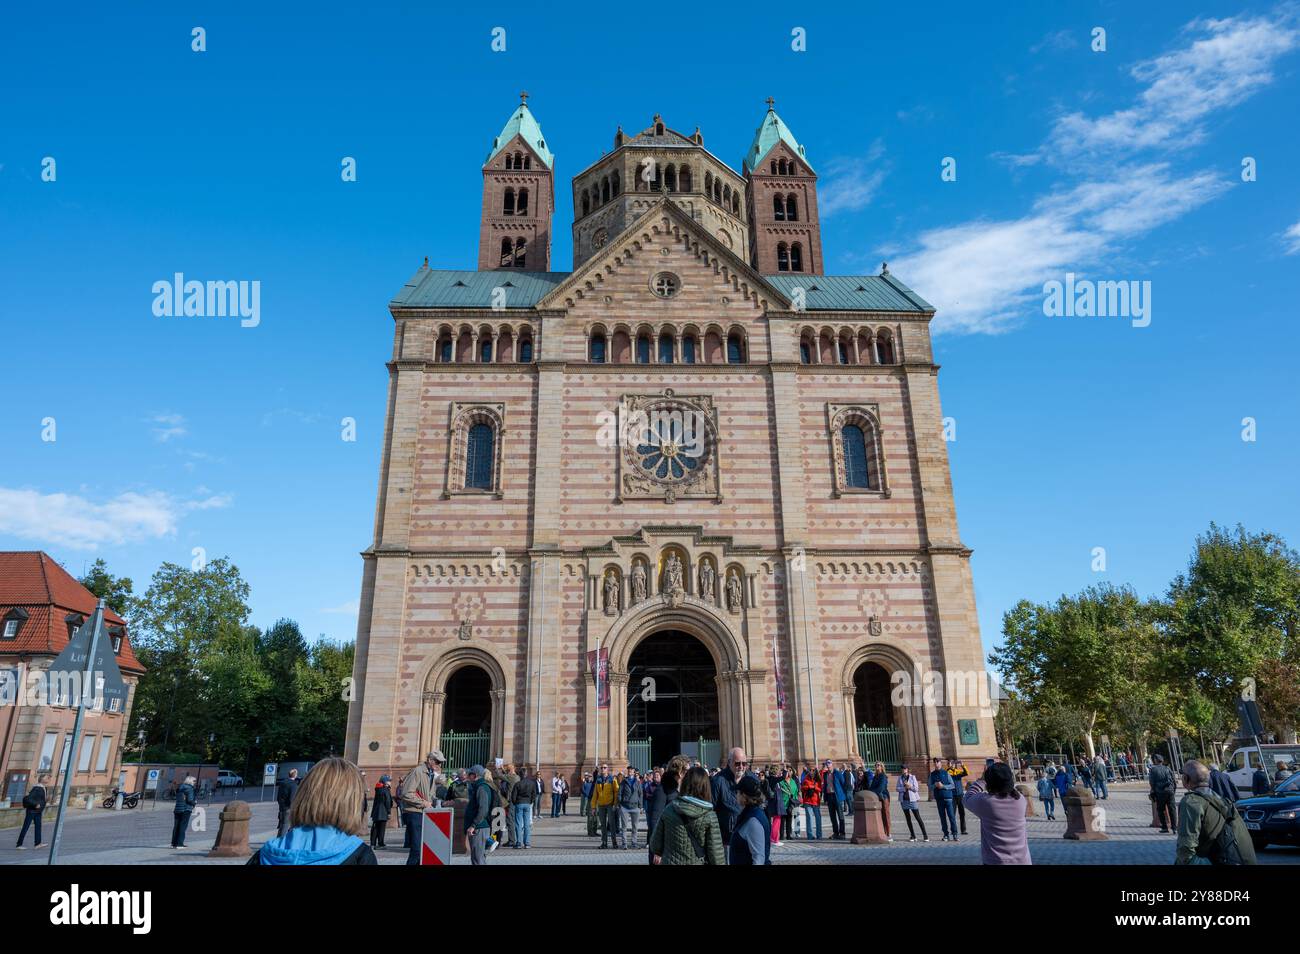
439 731 490 772
857 726 902 772
628 738 653 773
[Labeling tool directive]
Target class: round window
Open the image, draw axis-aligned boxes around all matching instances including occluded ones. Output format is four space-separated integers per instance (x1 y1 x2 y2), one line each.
650 272 680 298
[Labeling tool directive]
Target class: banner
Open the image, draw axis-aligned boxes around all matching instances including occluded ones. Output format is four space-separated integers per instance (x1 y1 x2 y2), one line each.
773 642 786 710
586 648 609 709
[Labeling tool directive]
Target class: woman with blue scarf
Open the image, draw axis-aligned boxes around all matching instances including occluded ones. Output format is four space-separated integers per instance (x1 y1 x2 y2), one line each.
248 758 377 865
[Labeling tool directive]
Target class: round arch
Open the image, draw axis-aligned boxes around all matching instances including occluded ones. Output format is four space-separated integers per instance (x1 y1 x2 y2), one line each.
839 640 930 770
592 595 750 767
417 644 510 765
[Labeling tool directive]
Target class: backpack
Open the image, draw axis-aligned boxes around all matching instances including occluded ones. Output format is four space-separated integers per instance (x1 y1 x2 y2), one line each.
22 789 39 810
1189 791 1247 865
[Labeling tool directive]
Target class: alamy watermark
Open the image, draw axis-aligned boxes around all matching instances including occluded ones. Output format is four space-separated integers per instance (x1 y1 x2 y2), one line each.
152 273 260 328
1043 273 1150 328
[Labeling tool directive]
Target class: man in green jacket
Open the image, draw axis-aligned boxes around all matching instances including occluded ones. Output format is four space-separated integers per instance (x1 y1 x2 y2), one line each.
1175 760 1257 865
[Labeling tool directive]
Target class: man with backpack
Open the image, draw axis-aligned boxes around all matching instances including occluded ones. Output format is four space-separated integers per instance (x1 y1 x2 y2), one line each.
1175 760 1257 865
1148 754 1178 833
464 765 495 865
618 766 645 850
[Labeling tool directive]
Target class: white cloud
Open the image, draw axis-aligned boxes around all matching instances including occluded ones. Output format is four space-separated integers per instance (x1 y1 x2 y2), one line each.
1283 220 1300 255
818 144 888 218
0 487 232 551
891 10 1296 334
1047 14 1299 159
149 412 187 443
321 600 360 616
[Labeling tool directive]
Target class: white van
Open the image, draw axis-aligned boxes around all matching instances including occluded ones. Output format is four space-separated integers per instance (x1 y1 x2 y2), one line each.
1224 744 1300 794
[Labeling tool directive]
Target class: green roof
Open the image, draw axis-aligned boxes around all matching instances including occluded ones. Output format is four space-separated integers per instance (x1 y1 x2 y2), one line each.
763 274 933 312
486 103 554 169
744 107 814 174
392 267 568 308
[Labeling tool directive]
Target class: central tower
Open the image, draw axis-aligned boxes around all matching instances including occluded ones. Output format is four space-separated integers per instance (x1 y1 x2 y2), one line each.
477 93 555 271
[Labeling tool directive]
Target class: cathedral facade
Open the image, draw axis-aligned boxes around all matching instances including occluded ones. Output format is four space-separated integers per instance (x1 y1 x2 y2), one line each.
344 97 996 779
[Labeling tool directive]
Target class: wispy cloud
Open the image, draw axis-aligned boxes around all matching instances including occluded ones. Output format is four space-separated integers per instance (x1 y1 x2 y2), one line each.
321 599 360 616
0 487 232 550
1030 28 1079 55
261 408 323 427
818 143 888 218
892 10 1298 334
149 412 187 443
1284 220 1300 255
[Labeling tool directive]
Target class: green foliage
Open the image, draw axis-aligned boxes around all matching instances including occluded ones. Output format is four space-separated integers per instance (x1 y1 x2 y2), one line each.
105 557 354 773
997 523 1300 754
79 558 138 620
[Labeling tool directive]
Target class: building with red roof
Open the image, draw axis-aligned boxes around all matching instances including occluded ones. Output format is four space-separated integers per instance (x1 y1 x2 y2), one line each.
0 551 146 807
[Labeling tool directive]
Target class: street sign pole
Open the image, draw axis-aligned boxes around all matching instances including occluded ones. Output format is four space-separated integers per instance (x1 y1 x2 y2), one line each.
48 599 105 866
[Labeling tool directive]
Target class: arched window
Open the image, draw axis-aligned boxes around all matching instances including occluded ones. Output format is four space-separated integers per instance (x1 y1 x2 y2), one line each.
713 180 722 203
773 194 785 221
636 335 651 364
770 159 777 174
726 333 744 364
704 171 713 196
602 178 610 203
665 165 677 191
439 338 453 363
786 194 798 221
518 338 532 362
637 164 648 191
503 188 515 215
499 238 513 268
777 243 790 271
582 193 590 216
466 423 494 490
732 193 740 215
838 340 849 364
590 333 607 363
682 335 697 364
611 170 621 195
479 339 492 363
658 333 674 364
516 188 528 215
799 341 811 364
842 425 872 489
876 332 895 364
790 243 804 272
523 155 531 170
513 237 527 268
679 166 692 191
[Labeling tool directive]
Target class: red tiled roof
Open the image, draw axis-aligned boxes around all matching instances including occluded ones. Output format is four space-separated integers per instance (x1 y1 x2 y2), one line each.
0 551 145 674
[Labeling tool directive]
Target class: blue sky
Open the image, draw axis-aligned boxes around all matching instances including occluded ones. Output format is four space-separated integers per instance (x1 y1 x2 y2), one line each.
1 3 1297 658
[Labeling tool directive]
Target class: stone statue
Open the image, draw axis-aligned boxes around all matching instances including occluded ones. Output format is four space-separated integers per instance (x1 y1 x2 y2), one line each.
726 570 743 613
699 561 715 602
630 562 647 603
665 553 683 594
458 619 472 640
603 572 619 616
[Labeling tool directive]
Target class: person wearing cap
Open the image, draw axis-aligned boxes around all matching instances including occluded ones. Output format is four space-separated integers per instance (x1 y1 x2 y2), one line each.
728 774 772 865
590 763 619 848
400 750 446 866
464 764 494 864
820 759 850 840
370 774 394 849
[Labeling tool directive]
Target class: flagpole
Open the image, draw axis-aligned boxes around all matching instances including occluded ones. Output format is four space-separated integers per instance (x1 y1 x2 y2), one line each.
48 598 105 865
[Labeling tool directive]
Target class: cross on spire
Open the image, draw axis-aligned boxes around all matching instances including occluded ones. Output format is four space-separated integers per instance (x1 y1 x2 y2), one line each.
519 90 529 105
765 96 775 110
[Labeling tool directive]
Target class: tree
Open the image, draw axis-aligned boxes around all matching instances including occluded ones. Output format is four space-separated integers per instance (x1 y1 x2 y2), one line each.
79 558 137 621
1165 523 1300 713
992 585 1161 758
128 557 252 757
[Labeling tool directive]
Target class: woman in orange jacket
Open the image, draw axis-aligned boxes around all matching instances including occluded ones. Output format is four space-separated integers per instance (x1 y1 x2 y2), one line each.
800 771 823 839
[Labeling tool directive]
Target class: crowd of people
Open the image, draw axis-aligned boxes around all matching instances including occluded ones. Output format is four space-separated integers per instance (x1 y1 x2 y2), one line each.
210 744 1279 866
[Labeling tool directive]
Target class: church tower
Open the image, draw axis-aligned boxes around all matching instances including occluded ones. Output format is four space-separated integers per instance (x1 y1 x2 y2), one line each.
477 93 554 271
743 100 824 275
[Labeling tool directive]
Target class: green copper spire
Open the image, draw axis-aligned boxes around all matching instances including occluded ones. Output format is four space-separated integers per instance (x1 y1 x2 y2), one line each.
486 91 554 169
743 98 814 174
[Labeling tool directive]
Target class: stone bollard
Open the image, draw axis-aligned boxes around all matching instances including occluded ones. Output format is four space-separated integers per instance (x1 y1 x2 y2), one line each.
1015 783 1036 817
1149 793 1178 829
850 790 888 845
208 799 252 857
1062 784 1108 841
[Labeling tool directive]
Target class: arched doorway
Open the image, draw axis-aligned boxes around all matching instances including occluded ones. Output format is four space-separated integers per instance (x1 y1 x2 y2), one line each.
853 661 902 770
626 631 719 769
441 665 492 769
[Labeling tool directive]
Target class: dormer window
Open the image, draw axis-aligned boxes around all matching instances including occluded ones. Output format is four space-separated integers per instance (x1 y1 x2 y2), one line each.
2 608 27 639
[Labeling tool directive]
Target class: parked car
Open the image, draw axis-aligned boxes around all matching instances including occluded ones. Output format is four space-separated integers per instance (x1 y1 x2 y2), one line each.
216 770 244 788
1224 744 1300 795
1237 771 1300 851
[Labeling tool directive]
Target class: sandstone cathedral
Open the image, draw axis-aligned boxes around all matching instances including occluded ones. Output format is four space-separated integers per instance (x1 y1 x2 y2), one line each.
344 96 995 780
